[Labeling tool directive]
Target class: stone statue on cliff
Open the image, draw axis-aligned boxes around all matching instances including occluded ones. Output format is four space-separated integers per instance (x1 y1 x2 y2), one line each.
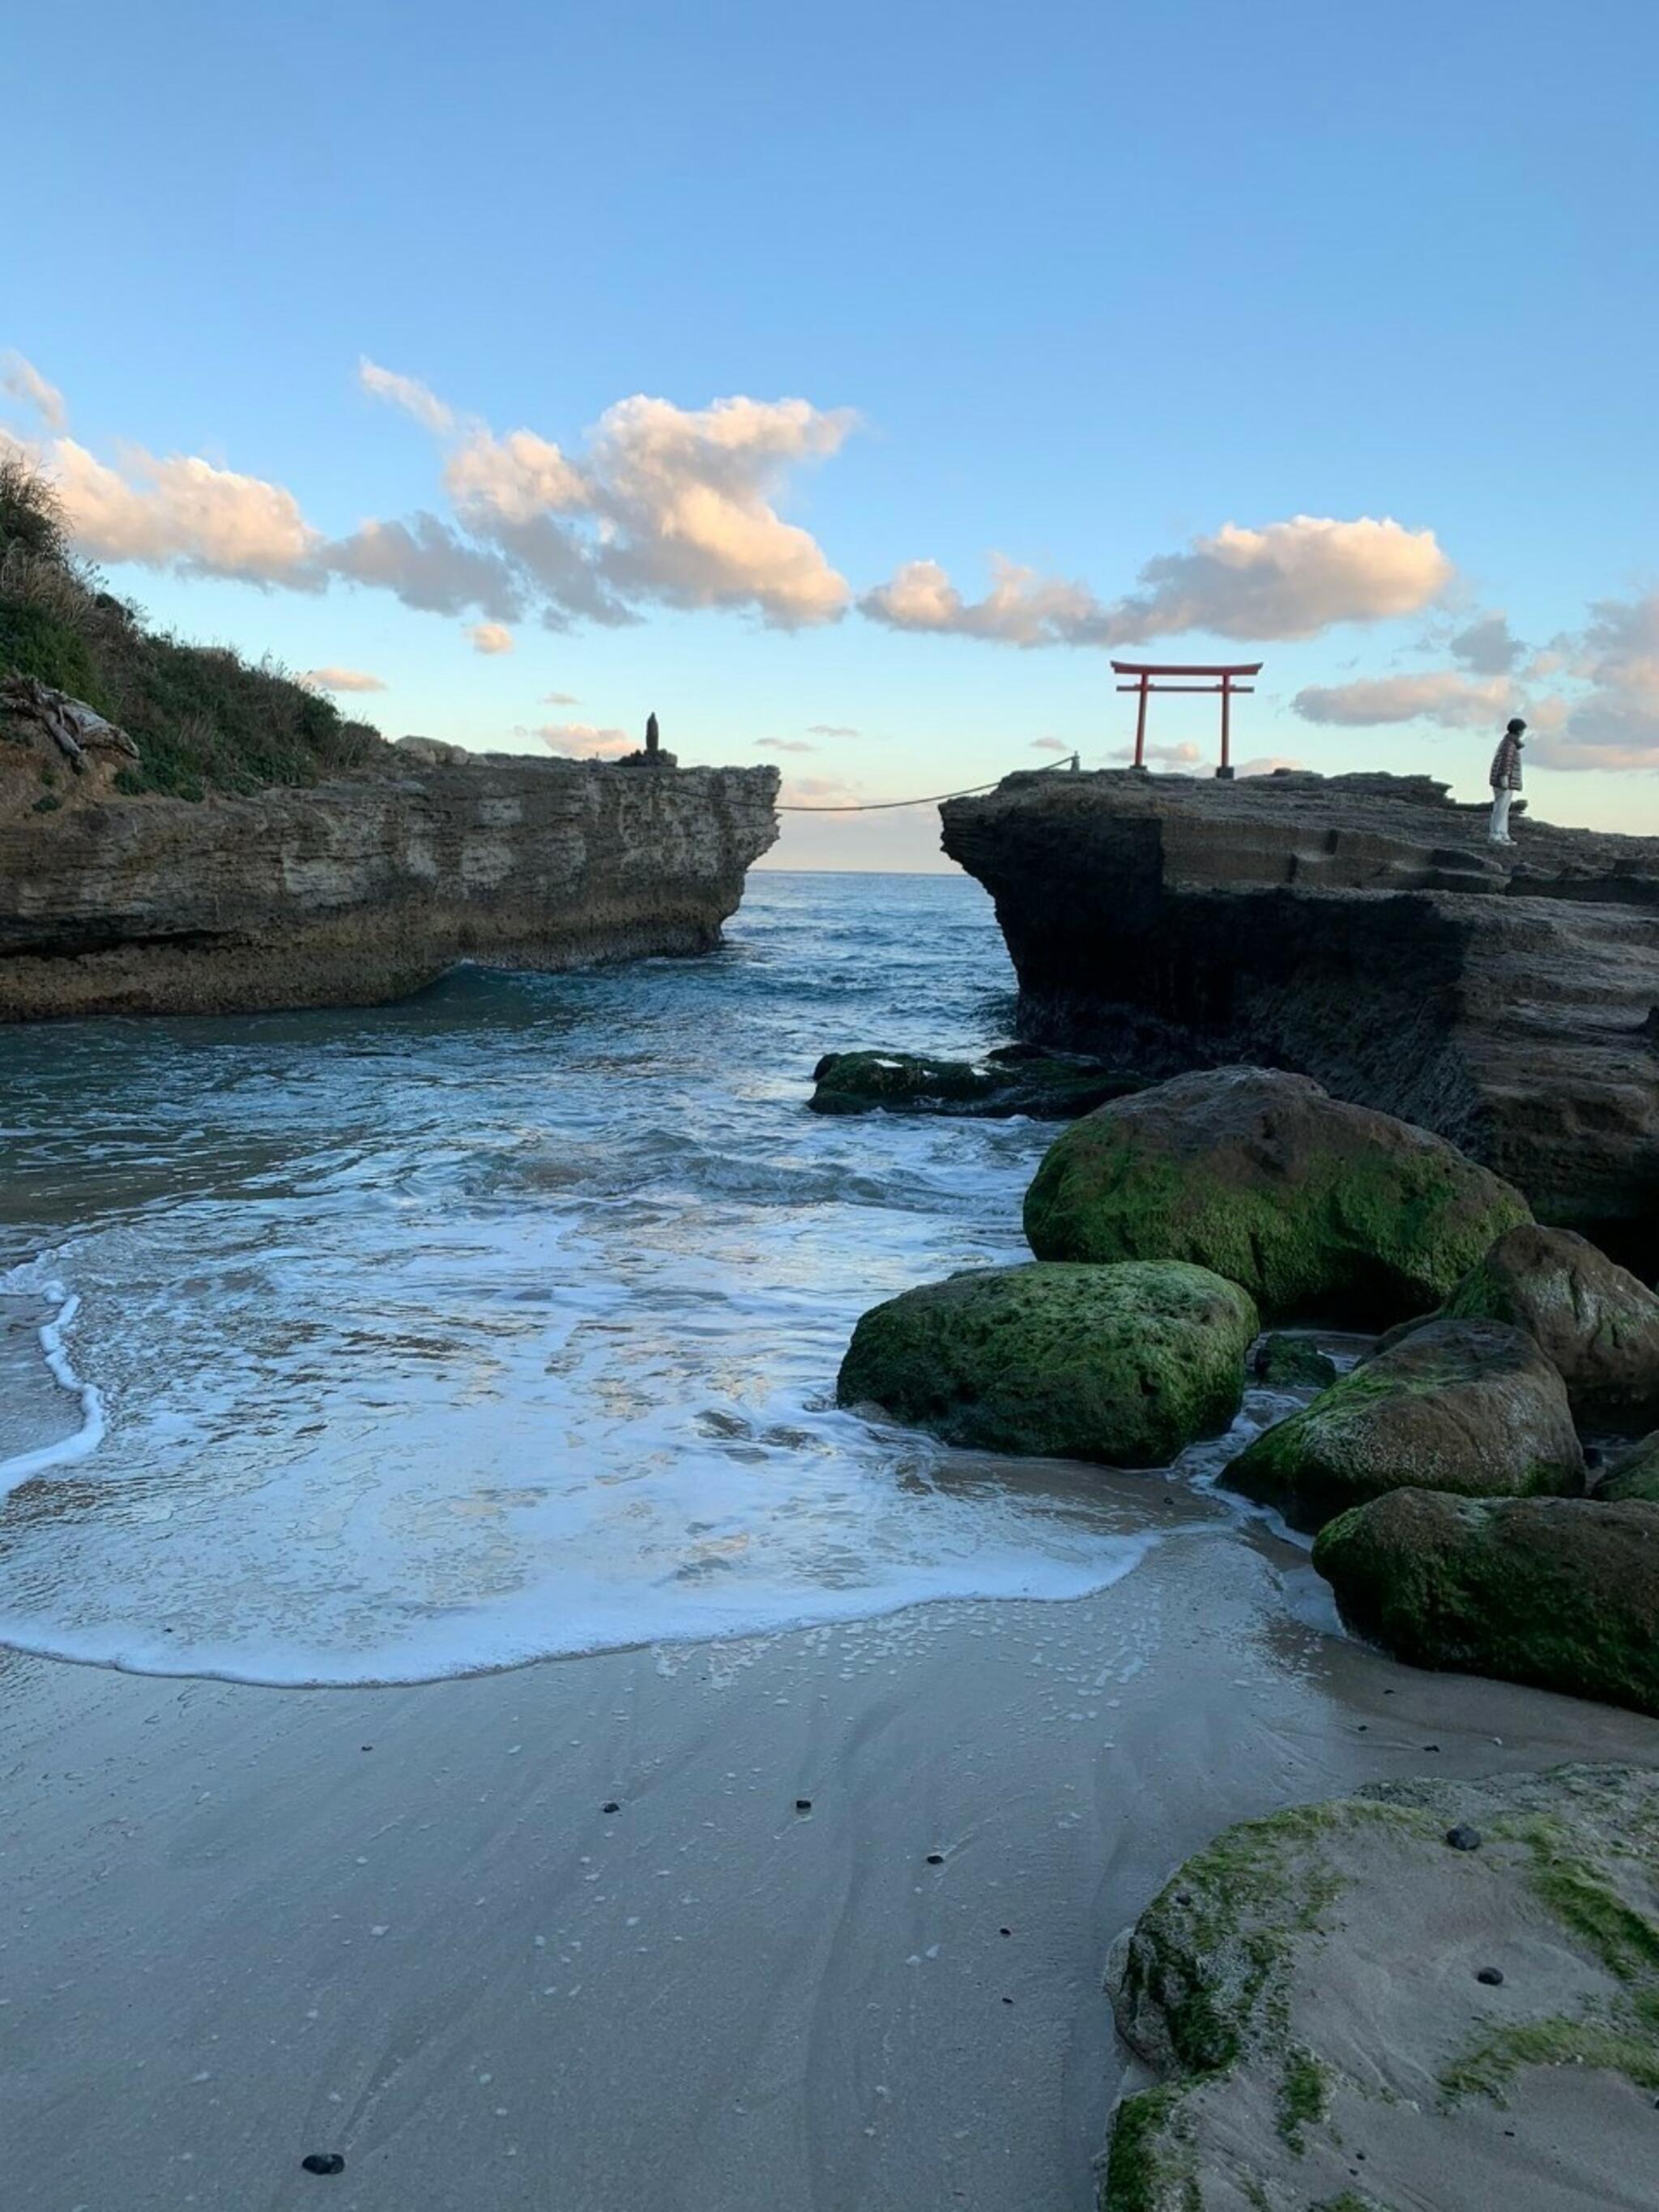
646 711 659 757
1489 717 1525 846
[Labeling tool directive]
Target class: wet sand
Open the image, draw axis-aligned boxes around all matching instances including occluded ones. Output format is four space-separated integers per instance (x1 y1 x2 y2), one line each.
7 1528 1659 2212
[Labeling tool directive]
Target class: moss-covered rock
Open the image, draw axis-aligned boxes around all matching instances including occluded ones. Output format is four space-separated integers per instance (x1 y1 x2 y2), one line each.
834 1259 1257 1465
1226 1319 1584 1534
1103 1764 1659 2210
1597 1430 1659 1503
1252 1332 1339 1392
1431 1224 1659 1430
808 1046 1142 1119
1023 1065 1531 1326
1313 1489 1659 1714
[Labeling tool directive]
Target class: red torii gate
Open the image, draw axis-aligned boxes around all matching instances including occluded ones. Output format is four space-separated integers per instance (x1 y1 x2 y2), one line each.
1111 660 1263 778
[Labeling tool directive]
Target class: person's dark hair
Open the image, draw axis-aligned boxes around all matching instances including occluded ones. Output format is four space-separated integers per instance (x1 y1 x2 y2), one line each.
1507 717 1527 735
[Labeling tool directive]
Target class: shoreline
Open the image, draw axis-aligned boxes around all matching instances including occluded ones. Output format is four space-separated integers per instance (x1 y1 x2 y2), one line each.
8 1532 1658 2212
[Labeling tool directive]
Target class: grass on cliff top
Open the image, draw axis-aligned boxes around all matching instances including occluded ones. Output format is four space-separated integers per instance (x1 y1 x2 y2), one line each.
0 452 386 799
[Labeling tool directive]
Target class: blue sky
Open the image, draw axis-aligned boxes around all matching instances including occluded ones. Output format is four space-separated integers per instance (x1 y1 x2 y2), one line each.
6 0 1657 867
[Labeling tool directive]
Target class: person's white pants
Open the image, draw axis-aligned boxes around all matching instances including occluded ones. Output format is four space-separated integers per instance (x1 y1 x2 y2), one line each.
1489 788 1514 844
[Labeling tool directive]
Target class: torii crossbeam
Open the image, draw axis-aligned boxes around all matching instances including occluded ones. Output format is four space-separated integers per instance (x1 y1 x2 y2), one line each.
1111 660 1263 778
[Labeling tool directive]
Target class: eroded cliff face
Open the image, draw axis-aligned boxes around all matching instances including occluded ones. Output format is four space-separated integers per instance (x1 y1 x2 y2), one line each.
940 769 1659 1265
0 748 779 1020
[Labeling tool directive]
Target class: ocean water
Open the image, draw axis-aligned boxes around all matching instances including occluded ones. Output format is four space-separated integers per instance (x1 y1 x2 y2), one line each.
0 872 1289 1687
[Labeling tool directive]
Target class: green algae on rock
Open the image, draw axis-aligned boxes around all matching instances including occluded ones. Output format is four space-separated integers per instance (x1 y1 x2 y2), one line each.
807 1046 1141 1119
1429 1223 1659 1430
1103 1765 1659 2210
1023 1066 1530 1327
1312 1487 1659 1715
1225 1319 1584 1536
1252 1333 1339 1392
834 1259 1257 1466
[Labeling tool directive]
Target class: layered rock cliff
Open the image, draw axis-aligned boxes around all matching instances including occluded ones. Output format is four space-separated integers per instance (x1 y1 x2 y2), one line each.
0 745 779 1020
940 769 1659 1265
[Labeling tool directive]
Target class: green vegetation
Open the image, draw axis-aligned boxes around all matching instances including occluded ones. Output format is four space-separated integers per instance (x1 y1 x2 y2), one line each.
1099 2083 1201 2212
0 450 383 797
1275 2046 1329 2149
835 1259 1259 1466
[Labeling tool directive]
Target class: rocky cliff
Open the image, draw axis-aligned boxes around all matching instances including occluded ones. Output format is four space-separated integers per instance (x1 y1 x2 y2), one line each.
940 769 1659 1265
0 745 779 1020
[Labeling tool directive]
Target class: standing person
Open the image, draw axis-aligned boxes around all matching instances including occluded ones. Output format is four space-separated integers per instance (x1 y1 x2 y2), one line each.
1489 716 1525 845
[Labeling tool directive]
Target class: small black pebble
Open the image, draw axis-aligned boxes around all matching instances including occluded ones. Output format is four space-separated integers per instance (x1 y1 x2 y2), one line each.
301 2154 346 2176
1423 1743 1442 1753
926 1852 945 1866
1383 1687 1394 1694
1001 1996 1013 2005
1446 1824 1482 1852
999 1927 1012 1937
795 1798 812 1813
1357 1723 1367 1732
1477 1967 1504 1986
360 1745 373 1752
602 1801 620 1814
1175 1890 1193 1906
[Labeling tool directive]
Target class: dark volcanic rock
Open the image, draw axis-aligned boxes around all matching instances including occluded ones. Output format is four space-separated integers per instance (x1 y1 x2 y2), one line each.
1313 1489 1659 1715
1023 1065 1530 1324
1432 1223 1659 1430
836 1259 1257 1465
941 769 1659 1268
807 1046 1141 1119
1227 1319 1584 1534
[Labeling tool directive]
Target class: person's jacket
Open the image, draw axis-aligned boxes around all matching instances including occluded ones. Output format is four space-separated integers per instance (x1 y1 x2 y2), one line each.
1490 733 1524 791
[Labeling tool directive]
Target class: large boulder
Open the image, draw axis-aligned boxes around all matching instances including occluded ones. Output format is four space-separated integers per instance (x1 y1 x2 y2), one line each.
1597 1431 1659 1503
835 1259 1257 1466
1432 1223 1659 1430
1103 1764 1659 2210
1023 1065 1530 1324
1314 1489 1659 1715
807 1046 1140 1119
1226 1319 1584 1534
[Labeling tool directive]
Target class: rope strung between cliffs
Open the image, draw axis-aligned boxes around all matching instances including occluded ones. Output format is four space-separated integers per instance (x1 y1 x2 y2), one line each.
774 756 1081 812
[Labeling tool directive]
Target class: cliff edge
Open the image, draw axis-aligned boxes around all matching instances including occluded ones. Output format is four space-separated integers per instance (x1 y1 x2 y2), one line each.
0 736 779 1020
940 768 1659 1265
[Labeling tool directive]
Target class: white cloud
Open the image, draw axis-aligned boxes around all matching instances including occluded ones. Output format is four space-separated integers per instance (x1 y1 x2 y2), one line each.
779 773 863 807
807 722 859 737
1237 754 1303 776
1292 671 1512 729
538 720 635 759
466 620 514 654
862 518 1453 649
1109 739 1205 766
358 357 455 437
50 436 320 582
2 351 66 431
1030 735 1071 754
326 514 522 618
1536 590 1659 771
301 667 386 693
1449 611 1524 675
542 689 580 705
757 736 816 753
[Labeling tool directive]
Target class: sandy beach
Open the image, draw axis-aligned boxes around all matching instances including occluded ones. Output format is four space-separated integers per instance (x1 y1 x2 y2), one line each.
9 1522 1659 2212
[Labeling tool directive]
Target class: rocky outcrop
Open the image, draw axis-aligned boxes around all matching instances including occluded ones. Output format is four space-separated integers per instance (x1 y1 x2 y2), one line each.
1313 1490 1659 1715
1226 1319 1584 1534
1431 1224 1659 1430
0 751 779 1019
940 769 1659 1267
1104 1764 1659 2210
1597 1432 1659 1503
836 1259 1258 1465
807 1045 1141 1119
1023 1066 1530 1324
